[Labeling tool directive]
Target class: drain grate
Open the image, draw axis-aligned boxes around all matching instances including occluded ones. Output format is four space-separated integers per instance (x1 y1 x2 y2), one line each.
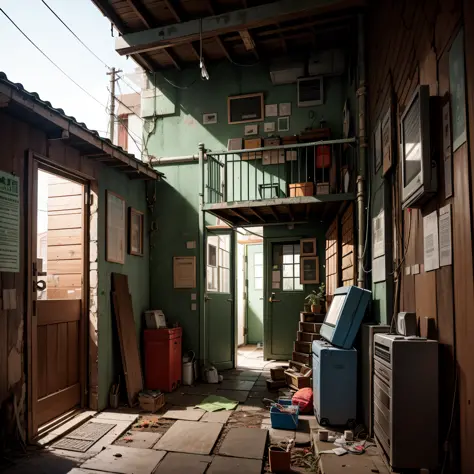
52 422 116 452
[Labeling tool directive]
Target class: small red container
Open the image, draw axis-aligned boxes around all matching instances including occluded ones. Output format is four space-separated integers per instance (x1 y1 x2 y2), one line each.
144 328 182 392
316 145 331 168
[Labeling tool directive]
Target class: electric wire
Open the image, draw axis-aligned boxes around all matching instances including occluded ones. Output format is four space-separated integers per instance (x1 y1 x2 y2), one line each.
0 7 145 156
39 0 142 96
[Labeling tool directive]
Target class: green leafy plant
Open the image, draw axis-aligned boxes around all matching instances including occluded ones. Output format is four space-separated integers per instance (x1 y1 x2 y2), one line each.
305 283 326 305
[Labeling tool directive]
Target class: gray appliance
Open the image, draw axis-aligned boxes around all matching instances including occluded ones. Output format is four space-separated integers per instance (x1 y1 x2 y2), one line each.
373 333 438 470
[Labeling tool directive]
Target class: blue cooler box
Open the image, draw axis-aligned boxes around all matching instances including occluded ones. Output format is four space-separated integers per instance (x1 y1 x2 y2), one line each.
312 339 357 427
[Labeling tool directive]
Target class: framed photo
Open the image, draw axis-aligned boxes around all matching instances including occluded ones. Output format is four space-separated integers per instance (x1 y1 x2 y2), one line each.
279 102 291 116
300 238 317 256
264 122 275 133
245 124 258 136
203 113 217 125
301 256 320 284
128 208 144 256
106 190 126 264
227 138 243 151
278 116 290 132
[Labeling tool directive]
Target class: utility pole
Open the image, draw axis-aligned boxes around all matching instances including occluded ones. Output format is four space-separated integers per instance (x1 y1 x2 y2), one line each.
107 67 122 144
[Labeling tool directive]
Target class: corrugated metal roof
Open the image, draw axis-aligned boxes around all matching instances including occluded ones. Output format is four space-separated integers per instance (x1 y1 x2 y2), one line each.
0 71 161 179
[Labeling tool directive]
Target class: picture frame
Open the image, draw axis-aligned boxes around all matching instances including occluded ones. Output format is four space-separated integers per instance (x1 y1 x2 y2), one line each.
264 122 275 133
106 190 126 264
227 137 243 151
279 102 292 116
265 104 278 117
300 256 320 284
278 116 290 132
300 238 317 256
228 92 264 124
203 113 217 125
245 124 258 136
128 208 144 256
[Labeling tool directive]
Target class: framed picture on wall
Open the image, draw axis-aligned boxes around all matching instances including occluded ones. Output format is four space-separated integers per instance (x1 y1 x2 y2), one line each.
128 208 144 256
106 190 126 264
300 238 317 256
301 256 320 284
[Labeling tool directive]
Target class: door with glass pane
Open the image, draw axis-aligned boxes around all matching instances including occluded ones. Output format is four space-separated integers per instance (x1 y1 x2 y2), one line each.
265 240 303 359
205 230 234 370
247 244 264 344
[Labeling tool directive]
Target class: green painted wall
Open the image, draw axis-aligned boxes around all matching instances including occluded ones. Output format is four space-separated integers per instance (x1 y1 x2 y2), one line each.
97 167 150 410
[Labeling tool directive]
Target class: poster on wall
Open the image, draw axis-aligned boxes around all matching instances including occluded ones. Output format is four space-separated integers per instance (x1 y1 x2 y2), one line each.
174 256 196 288
106 190 126 264
0 171 20 272
373 210 385 258
439 204 452 267
449 28 467 151
442 100 453 198
423 210 440 272
128 208 144 256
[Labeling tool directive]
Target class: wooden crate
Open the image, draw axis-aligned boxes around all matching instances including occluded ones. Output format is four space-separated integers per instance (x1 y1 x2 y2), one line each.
299 322 322 333
139 392 165 413
294 341 312 354
292 351 312 366
289 182 313 197
266 378 287 391
297 331 321 343
289 360 311 373
284 369 312 390
300 312 325 323
270 367 286 381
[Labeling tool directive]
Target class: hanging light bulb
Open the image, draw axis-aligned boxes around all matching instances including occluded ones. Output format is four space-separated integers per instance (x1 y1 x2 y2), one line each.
200 59 209 80
199 18 209 80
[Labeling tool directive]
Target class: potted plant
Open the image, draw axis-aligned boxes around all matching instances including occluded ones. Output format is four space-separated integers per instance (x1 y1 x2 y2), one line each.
305 283 326 314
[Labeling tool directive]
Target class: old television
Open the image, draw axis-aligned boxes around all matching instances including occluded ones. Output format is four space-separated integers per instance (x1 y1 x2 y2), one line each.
401 85 437 209
320 286 371 349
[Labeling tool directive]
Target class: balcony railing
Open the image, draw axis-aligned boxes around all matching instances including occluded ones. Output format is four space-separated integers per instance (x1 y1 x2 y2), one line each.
203 138 357 206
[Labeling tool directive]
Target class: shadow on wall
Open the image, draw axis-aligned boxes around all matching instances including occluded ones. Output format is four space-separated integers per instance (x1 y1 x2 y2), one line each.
149 172 202 355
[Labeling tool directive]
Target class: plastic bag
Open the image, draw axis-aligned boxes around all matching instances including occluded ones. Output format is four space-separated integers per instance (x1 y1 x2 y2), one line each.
292 387 313 413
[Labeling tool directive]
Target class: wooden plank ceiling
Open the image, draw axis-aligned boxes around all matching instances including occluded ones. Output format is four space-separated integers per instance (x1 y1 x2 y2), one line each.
91 0 361 71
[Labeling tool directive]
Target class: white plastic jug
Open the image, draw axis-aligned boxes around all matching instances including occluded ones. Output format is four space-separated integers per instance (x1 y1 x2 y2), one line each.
183 361 194 386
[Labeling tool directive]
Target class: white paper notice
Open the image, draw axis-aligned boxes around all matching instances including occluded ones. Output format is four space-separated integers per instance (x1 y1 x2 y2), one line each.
265 104 278 117
272 270 280 282
373 210 385 258
439 204 452 267
0 171 20 272
423 210 440 272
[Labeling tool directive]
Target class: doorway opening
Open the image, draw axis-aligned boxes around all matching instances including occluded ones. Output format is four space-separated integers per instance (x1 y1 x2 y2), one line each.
29 162 88 439
236 227 264 368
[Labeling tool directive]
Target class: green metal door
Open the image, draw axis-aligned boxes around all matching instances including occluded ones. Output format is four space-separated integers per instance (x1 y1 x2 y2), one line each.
246 244 264 344
265 240 304 360
205 231 234 370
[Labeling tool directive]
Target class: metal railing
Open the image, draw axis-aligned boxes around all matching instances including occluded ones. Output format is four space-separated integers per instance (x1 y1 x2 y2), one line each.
203 138 356 205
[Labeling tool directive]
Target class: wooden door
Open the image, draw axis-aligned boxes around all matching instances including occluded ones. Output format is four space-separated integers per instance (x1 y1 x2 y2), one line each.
246 244 264 344
30 160 85 433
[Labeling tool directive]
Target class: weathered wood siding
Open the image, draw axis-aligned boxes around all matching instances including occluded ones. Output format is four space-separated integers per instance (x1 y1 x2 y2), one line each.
341 203 356 286
368 0 471 470
325 217 338 305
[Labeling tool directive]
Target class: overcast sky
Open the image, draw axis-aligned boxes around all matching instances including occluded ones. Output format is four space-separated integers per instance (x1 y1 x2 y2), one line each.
0 0 138 135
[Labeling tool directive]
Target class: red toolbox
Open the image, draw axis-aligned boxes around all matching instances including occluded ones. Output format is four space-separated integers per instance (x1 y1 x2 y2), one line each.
144 328 182 392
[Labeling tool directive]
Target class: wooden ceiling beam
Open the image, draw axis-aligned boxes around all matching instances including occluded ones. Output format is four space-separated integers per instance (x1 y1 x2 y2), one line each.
132 53 155 72
115 0 356 56
239 30 259 59
268 206 279 221
162 49 182 70
248 207 266 223
215 36 233 63
92 0 128 33
125 0 155 29
162 0 183 23
229 209 251 224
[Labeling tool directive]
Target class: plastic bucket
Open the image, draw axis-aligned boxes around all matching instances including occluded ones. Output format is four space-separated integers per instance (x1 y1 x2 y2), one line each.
183 361 194 385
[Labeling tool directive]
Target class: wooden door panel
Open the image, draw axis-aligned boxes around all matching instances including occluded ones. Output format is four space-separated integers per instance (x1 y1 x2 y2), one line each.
37 327 48 399
57 323 68 391
37 300 81 326
37 384 81 427
67 321 79 386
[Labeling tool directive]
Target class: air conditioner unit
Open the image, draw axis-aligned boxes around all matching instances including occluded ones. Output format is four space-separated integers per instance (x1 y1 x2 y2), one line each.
297 77 324 107
308 49 345 77
270 58 305 85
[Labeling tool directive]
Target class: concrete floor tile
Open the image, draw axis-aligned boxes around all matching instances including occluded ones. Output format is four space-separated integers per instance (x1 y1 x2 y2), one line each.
165 394 205 407
114 431 163 449
81 446 166 474
154 453 213 474
218 427 268 459
200 410 233 424
154 420 223 455
219 380 255 391
269 427 295 444
162 407 205 421
207 456 262 474
95 412 139 423
215 389 249 403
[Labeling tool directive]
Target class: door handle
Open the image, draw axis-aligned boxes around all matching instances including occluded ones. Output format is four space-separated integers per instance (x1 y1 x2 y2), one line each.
227 298 233 303
36 280 47 291
204 295 212 302
269 292 281 303
259 297 264 300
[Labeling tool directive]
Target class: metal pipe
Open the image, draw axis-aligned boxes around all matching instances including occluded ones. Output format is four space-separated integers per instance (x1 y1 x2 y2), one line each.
357 13 368 289
150 155 199 165
198 143 206 365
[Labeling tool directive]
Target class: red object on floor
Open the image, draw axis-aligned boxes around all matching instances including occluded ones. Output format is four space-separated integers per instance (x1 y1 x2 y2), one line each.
292 387 313 413
144 328 182 392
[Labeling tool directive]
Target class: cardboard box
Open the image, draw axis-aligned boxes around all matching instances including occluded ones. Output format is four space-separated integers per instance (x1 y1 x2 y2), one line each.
243 138 262 161
139 391 165 413
316 182 330 195
289 183 314 197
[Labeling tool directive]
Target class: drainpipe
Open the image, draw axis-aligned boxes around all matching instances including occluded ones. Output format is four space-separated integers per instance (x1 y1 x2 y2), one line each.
356 13 368 289
150 155 200 165
198 143 206 366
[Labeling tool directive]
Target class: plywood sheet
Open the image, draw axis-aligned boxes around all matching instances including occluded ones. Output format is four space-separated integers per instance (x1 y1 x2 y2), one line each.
155 453 213 474
207 456 262 474
111 273 143 407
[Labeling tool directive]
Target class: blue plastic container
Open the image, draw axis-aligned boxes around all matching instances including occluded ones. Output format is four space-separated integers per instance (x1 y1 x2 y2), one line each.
270 399 299 430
